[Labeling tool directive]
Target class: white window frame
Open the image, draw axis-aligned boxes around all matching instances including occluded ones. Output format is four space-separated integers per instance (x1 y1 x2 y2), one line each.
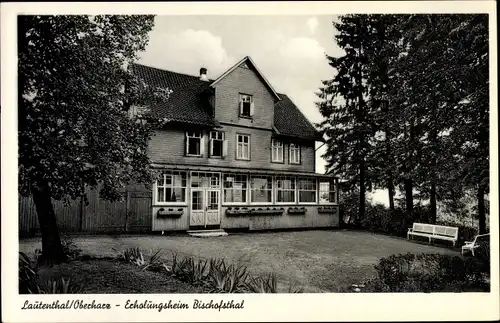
275 176 296 204
289 143 301 164
319 179 337 204
209 131 226 158
297 178 317 204
186 131 204 157
222 173 248 205
271 139 284 163
250 175 273 205
190 171 221 188
239 94 254 117
154 171 187 205
236 134 250 160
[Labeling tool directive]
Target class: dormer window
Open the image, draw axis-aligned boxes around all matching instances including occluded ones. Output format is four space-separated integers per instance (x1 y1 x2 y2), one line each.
239 94 254 117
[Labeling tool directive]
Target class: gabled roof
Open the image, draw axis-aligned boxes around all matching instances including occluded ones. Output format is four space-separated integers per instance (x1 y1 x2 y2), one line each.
210 56 282 101
132 61 322 141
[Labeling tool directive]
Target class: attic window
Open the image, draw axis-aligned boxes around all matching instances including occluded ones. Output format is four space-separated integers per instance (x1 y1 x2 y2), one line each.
240 62 250 69
239 94 254 117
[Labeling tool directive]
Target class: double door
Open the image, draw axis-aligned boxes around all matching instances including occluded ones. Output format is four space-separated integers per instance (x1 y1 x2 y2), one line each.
189 189 220 227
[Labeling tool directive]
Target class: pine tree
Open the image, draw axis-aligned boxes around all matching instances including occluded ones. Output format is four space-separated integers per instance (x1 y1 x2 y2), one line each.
317 15 375 223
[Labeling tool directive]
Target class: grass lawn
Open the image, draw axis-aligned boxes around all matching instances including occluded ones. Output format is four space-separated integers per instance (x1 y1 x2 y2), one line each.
20 230 460 293
35 260 201 293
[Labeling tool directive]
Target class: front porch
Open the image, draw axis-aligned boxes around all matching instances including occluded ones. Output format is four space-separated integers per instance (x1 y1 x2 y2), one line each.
151 165 340 232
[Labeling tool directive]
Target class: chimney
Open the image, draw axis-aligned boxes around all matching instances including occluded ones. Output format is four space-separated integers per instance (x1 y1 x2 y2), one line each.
199 67 209 81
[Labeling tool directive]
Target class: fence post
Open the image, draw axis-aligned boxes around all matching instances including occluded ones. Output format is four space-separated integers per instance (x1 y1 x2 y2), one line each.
125 191 130 232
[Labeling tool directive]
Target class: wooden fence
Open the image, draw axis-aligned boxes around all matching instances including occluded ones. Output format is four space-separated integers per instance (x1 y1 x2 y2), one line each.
19 186 152 236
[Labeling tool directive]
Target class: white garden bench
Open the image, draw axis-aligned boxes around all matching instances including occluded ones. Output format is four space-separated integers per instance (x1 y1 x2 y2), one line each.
461 233 490 256
407 222 459 247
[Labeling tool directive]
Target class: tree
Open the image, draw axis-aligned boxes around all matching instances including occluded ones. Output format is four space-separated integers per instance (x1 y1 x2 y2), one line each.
317 15 375 223
18 15 168 262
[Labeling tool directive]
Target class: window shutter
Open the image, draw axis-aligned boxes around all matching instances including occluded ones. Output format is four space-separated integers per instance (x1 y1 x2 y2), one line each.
239 101 243 115
184 132 188 156
222 139 228 158
200 134 205 157
209 139 213 157
250 102 255 116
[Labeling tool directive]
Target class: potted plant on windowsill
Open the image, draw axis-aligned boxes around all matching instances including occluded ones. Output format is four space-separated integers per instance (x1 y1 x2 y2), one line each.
157 207 184 218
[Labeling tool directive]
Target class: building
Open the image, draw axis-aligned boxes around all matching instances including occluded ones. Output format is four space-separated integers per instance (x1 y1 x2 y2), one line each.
132 56 340 233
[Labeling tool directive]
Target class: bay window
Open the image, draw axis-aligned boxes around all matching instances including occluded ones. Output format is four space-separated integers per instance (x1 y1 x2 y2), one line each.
155 171 187 204
319 179 337 204
250 175 273 204
298 178 317 203
275 176 296 203
223 174 247 204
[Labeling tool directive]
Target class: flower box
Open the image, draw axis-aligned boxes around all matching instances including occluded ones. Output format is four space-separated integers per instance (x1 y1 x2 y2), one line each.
249 207 284 216
157 207 184 218
226 207 250 216
287 207 307 215
318 206 338 214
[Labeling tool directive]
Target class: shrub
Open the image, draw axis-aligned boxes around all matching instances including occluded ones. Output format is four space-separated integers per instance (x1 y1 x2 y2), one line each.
246 273 278 293
60 234 82 261
38 277 82 294
115 247 163 270
206 258 248 293
19 252 39 294
372 253 489 292
170 253 210 286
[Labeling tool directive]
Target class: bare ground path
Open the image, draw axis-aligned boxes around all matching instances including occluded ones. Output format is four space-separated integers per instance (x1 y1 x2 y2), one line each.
19 230 459 292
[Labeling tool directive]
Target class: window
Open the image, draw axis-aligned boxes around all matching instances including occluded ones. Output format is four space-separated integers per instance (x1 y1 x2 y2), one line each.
210 131 226 158
250 175 273 204
223 174 247 204
271 139 284 163
186 131 204 156
236 134 250 160
289 143 301 164
298 178 317 203
155 171 187 204
319 179 337 204
191 172 220 188
239 94 254 117
275 176 296 203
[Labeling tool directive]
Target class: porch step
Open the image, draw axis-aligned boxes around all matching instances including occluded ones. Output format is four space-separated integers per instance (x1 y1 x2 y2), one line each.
187 229 228 238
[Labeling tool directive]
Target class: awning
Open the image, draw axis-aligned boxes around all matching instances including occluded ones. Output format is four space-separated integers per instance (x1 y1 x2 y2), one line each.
150 163 337 179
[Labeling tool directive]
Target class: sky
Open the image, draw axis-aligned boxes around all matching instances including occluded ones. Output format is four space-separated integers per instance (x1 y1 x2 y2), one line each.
137 15 388 204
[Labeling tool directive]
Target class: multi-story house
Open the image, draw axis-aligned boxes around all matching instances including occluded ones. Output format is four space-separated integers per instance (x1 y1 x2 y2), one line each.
132 56 340 234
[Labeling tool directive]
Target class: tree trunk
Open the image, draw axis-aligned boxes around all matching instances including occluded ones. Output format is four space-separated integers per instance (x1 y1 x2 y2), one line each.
31 181 65 263
387 181 395 211
404 177 413 219
430 182 437 223
359 158 366 221
477 185 486 234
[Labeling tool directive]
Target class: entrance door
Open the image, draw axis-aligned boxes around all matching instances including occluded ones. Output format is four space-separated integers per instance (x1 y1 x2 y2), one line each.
189 189 221 227
205 189 220 226
190 189 205 226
